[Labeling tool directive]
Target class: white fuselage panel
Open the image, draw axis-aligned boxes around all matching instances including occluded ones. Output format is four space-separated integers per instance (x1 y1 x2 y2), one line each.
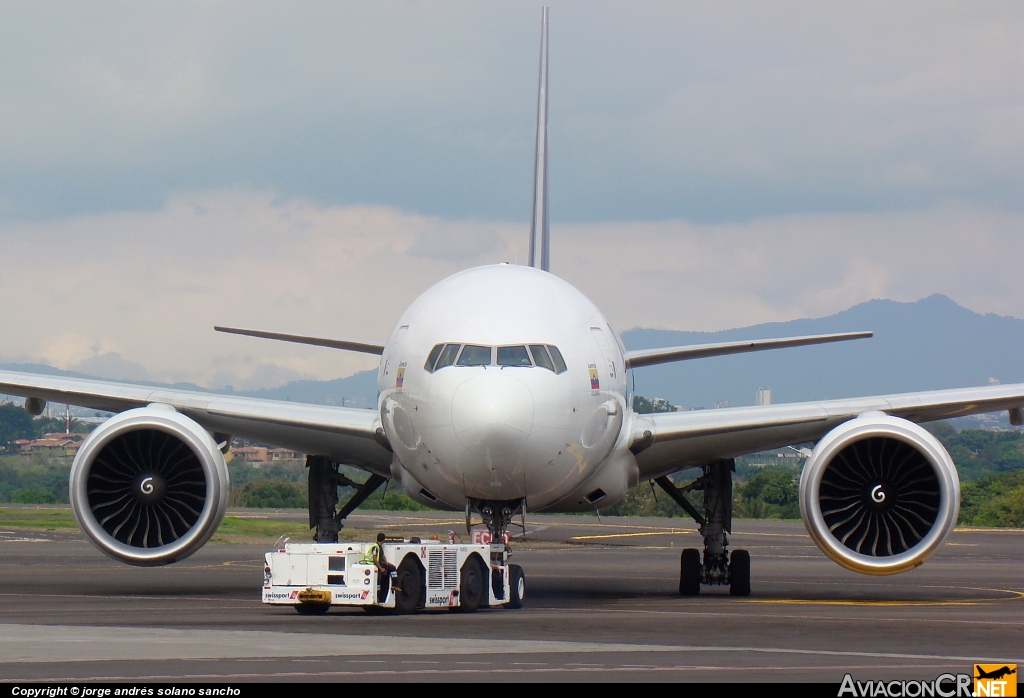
375 264 633 511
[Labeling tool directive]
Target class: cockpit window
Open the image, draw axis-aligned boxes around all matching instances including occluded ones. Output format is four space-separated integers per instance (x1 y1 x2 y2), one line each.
434 343 461 370
426 343 566 372
457 344 491 366
424 344 444 372
547 345 568 374
497 345 532 367
528 345 554 371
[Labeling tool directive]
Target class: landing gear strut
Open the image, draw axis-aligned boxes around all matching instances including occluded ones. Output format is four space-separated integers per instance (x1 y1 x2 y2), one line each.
306 456 387 543
464 497 525 606
654 459 750 597
465 497 523 543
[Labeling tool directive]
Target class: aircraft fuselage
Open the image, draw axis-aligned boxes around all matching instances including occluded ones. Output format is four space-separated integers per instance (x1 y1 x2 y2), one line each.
377 263 639 512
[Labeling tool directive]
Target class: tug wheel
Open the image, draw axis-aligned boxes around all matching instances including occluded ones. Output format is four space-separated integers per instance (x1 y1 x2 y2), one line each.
453 555 487 613
393 557 424 614
504 564 525 609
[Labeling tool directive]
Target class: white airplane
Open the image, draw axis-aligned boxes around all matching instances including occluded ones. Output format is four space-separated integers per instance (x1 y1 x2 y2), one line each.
2 8 1022 600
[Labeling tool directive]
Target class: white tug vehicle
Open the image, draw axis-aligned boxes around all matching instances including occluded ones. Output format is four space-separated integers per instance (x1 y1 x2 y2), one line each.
263 537 525 615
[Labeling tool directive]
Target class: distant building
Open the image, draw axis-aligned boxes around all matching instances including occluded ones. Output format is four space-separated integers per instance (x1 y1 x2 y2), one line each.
756 387 772 406
230 445 304 465
17 433 83 457
231 446 269 464
715 400 733 409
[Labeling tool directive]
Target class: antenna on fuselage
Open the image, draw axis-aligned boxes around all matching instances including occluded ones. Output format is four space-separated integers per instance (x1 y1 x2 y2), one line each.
528 6 550 272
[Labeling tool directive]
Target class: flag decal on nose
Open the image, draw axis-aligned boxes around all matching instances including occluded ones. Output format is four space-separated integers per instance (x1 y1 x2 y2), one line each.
396 363 406 389
589 364 600 390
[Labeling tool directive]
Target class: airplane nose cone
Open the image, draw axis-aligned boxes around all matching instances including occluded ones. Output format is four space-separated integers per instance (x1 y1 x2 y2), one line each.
452 373 534 456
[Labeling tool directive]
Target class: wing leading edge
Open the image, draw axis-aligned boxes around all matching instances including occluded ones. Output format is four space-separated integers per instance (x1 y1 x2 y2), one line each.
214 326 385 355
0 370 392 474
623 331 872 369
631 382 1024 479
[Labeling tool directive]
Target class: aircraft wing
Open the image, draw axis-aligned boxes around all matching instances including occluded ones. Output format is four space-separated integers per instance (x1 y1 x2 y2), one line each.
0 370 392 474
623 331 872 369
631 383 1024 479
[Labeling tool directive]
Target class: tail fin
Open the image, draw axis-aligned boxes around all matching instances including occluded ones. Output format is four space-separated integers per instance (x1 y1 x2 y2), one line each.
528 7 550 272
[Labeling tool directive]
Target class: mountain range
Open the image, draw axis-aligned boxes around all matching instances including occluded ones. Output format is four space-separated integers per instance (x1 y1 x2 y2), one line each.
4 294 1023 414
625 294 1024 409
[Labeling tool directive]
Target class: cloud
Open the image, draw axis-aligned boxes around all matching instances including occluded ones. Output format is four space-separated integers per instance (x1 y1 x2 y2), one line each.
1 188 1022 387
0 189 522 387
209 363 314 392
555 203 1024 331
0 2 1021 222
70 352 151 382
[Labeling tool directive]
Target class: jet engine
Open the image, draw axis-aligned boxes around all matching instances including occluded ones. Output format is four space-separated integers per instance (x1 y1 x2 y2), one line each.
799 413 959 575
69 405 230 566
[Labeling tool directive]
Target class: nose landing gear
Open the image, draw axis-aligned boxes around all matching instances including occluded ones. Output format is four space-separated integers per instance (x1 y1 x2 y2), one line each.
465 497 525 543
654 459 751 597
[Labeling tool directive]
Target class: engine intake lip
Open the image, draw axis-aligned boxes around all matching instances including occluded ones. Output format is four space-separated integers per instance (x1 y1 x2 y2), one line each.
800 413 959 576
70 406 229 566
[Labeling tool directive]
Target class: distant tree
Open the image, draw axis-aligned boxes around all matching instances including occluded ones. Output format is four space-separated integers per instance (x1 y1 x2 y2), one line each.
633 395 677 414
239 481 306 509
12 488 58 504
959 470 1024 527
602 480 690 518
0 404 36 450
923 421 957 441
735 468 800 520
360 487 430 512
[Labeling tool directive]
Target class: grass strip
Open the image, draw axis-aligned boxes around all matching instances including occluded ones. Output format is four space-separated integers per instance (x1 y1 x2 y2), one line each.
0 509 373 543
0 507 77 530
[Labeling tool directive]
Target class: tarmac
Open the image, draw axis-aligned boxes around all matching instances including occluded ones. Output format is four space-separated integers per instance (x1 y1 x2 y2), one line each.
0 510 1021 683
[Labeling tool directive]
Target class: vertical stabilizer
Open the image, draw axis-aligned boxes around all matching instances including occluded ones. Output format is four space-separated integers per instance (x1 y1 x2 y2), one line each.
528 7 550 272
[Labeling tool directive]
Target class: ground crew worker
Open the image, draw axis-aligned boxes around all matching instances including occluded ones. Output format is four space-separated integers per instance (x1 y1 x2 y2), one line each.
363 533 398 598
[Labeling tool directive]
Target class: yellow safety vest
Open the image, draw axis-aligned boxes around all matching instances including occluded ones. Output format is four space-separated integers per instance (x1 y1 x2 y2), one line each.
361 542 381 566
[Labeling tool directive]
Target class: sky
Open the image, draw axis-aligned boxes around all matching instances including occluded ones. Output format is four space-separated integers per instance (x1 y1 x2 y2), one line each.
1 1 1022 389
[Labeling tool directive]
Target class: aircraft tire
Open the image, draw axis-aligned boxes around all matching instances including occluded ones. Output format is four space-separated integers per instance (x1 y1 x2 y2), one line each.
680 548 701 595
504 564 525 609
729 549 751 597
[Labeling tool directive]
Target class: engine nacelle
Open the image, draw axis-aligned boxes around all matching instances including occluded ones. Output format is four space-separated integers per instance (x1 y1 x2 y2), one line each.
69 405 230 566
799 413 959 575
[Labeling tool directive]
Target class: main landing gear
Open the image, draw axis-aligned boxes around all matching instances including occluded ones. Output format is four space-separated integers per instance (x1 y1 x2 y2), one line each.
306 456 387 543
654 459 751 597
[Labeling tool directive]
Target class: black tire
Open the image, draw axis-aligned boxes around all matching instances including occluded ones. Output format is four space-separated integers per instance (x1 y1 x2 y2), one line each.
680 548 701 596
393 556 424 614
295 603 330 615
454 555 487 613
504 564 525 609
729 549 751 597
